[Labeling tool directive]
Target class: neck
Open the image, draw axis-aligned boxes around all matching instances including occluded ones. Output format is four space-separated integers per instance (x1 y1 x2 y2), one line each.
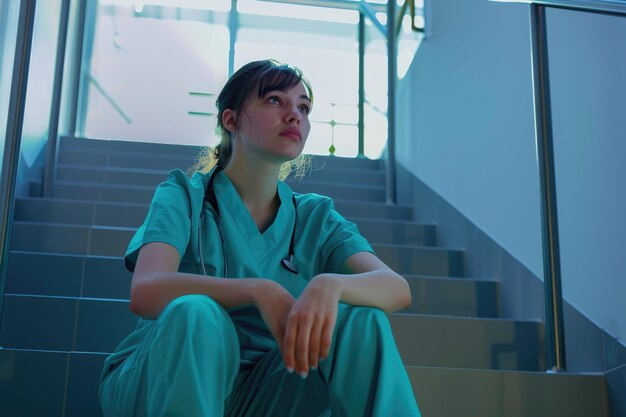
222 154 281 213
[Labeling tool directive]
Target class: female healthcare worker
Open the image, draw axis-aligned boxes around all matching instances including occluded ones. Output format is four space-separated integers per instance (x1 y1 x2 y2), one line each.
98 59 421 417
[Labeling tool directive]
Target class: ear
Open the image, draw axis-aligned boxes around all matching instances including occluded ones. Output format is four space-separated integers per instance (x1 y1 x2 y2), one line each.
222 109 237 134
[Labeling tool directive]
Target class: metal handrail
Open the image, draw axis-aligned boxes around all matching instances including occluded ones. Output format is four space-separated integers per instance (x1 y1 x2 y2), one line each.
490 0 626 373
359 1 387 36
386 0 397 204
359 0 422 203
84 71 132 124
360 0 423 38
42 0 71 198
397 0 424 35
0 0 37 330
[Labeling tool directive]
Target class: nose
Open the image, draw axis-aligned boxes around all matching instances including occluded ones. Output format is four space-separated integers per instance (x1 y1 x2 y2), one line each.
284 105 302 124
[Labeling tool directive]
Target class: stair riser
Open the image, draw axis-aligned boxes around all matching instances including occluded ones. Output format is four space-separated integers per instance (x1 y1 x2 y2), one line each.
390 314 545 371
55 165 386 187
401 277 499 318
13 200 431 245
14 197 414 225
6 251 489 318
0 349 609 417
6 252 131 299
1 295 538 371
375 245 464 276
59 139 384 170
0 296 135 354
31 181 386 203
10 224 457 275
407 366 608 417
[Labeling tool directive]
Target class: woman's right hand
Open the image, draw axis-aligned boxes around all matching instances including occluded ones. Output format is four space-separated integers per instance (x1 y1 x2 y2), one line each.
252 280 296 358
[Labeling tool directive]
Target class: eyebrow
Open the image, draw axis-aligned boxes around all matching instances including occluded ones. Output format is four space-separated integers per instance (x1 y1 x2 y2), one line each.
264 89 311 102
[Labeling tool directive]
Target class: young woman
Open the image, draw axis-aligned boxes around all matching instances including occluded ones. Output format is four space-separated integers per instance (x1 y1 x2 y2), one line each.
99 59 421 417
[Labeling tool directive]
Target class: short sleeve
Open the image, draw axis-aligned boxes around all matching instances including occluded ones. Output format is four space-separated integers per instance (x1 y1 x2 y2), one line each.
124 170 192 272
318 199 375 273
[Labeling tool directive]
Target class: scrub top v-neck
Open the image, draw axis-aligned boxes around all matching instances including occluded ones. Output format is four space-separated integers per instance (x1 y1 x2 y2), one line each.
121 168 374 371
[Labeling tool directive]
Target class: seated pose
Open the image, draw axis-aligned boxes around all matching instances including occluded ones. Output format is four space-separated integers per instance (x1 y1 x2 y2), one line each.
99 59 421 417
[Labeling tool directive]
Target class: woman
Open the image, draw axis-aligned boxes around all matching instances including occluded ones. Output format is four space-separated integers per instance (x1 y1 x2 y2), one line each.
99 59 421 417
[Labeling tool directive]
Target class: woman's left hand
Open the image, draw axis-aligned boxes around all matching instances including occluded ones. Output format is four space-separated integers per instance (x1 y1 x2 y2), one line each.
282 274 342 378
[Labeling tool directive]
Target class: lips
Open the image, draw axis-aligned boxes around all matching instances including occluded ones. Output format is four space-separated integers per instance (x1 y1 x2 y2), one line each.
279 128 302 141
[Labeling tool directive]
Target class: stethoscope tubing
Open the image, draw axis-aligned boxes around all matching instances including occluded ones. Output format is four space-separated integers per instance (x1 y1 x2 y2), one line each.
198 167 299 277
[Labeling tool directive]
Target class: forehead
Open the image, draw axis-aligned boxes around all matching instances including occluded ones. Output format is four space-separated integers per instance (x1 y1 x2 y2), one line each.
262 82 310 99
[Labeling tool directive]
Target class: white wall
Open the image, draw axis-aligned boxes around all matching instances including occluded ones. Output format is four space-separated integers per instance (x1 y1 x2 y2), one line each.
546 7 626 342
397 0 626 342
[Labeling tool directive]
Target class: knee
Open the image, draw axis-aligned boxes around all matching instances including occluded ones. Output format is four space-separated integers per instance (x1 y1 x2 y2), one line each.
159 294 233 333
340 306 393 339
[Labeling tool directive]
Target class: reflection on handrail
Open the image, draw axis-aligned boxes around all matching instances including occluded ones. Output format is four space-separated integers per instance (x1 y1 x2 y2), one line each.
85 70 132 124
397 0 423 36
359 1 387 36
364 98 386 117
360 1 423 40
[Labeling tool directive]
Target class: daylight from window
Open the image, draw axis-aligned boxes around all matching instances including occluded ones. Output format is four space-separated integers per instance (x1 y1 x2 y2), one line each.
87 0 421 158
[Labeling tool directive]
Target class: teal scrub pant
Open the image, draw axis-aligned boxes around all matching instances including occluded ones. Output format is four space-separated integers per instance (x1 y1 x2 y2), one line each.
99 294 421 417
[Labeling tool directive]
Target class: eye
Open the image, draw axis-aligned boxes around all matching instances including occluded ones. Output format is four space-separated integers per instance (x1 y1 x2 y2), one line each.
298 104 311 114
266 96 281 104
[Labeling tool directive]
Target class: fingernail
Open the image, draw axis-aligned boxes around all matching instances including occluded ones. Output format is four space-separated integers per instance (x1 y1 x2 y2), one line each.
286 367 294 374
299 372 308 379
310 366 317 371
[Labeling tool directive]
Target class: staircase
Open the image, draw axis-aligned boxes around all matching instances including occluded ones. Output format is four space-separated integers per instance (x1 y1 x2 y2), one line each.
0 137 608 416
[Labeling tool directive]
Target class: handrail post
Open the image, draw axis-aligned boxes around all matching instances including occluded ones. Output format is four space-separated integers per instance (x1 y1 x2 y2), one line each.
228 0 238 77
386 0 397 204
0 0 37 326
43 0 71 197
529 3 566 372
67 0 87 137
358 12 365 158
75 0 97 137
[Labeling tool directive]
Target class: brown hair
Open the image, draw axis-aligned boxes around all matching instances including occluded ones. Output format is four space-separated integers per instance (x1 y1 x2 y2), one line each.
191 59 313 180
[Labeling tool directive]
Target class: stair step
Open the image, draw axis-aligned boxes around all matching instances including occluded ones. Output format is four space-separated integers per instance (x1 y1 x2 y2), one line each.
351 217 436 246
10 223 459 275
374 243 464 276
0 295 136 353
6 251 131 299
55 164 386 187
0 349 608 417
31 179 387 203
59 136 384 171
390 314 544 371
401 275 500 318
10 222 133 257
14 196 415 225
7 250 489 316
6 249 491 318
408 366 608 417
13 198 431 245
1 294 537 371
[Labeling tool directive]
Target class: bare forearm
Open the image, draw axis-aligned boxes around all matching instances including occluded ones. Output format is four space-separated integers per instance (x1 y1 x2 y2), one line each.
130 272 263 320
321 271 412 313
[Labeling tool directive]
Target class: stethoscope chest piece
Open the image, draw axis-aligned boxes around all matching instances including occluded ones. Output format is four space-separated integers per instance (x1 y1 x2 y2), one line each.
281 258 299 274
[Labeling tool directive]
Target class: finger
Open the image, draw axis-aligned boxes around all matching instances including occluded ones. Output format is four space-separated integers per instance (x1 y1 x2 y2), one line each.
319 315 336 361
295 314 313 377
283 313 298 373
308 319 324 369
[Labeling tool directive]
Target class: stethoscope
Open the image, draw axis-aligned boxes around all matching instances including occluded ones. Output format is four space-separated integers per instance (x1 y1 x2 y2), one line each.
198 167 299 277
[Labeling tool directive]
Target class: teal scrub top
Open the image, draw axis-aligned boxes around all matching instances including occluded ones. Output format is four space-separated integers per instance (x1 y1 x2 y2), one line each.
110 169 374 373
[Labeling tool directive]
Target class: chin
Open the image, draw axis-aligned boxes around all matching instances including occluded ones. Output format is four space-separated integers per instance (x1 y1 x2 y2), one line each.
267 147 306 162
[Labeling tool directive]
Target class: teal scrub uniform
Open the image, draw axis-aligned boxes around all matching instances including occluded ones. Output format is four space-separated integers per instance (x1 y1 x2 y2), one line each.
99 169 421 417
